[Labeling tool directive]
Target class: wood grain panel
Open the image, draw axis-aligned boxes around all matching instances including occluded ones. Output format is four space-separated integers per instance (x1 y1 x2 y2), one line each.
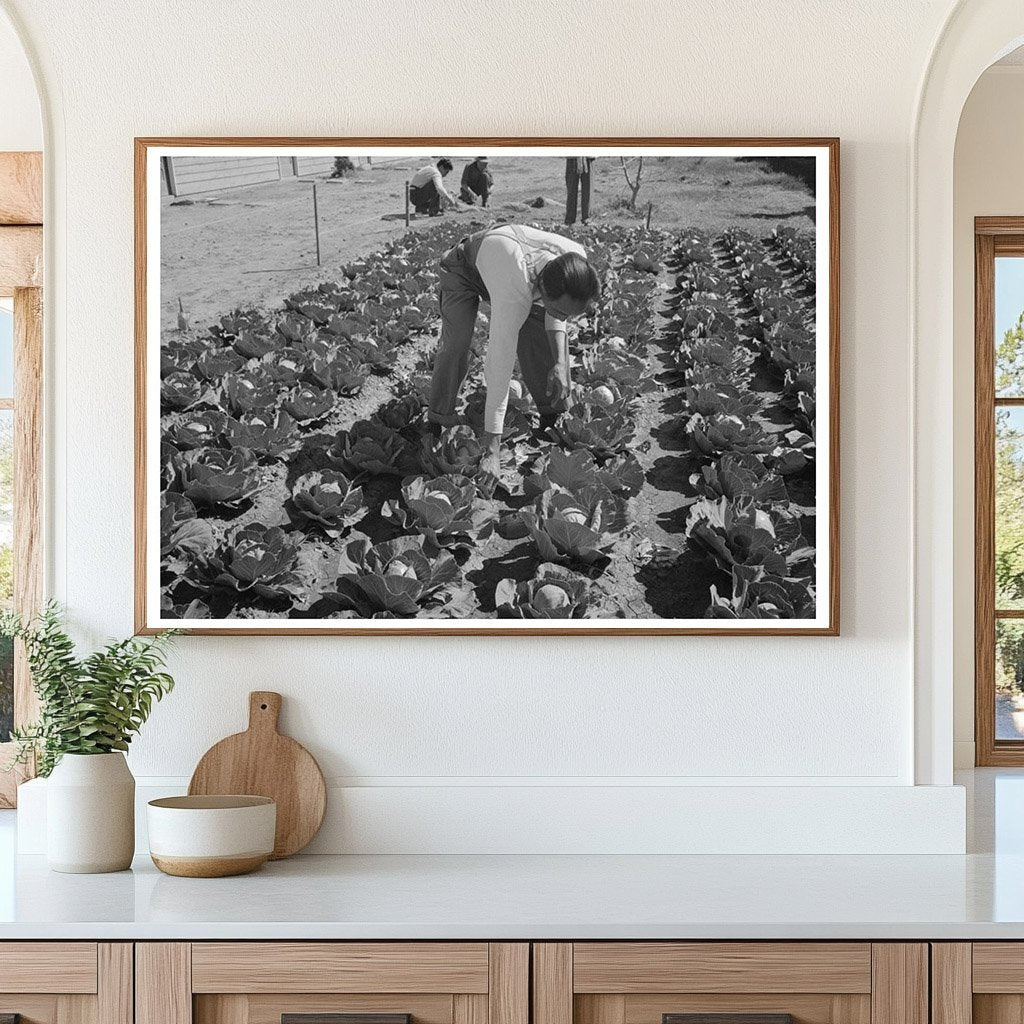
56 994 95 1024
0 226 42 295
136 943 192 1024
931 944 971 1024
577 996 626 1024
0 152 42 224
573 944 871 994
0 943 97 993
977 218 1024 236
830 996 872 1024
98 945 132 1024
0 995 59 1024
972 944 1024 992
488 944 528 1024
534 944 572 1024
974 996 1024 1024
195 996 247 1024
622 994 870 1024
192 944 489 994
453 995 486 1024
870 945 927 1024
240 994 454 1024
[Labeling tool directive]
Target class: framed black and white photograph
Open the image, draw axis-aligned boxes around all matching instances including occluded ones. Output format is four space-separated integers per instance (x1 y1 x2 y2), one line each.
135 138 839 635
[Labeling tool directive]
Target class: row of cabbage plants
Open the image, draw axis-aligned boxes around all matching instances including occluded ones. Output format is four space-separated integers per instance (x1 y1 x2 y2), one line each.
159 221 471 619
160 221 668 620
486 228 666 617
662 227 819 619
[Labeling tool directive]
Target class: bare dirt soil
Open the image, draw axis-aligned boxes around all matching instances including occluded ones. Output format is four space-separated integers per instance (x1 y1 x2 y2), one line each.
161 155 814 332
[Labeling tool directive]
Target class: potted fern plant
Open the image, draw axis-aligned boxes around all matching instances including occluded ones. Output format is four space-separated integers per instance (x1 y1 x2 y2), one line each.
2 604 178 873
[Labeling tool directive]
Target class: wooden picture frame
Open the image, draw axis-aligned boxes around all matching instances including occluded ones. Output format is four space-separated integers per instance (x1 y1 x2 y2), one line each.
136 137 840 636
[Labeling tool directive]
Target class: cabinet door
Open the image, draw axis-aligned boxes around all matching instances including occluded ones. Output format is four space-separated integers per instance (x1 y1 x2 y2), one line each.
0 943 131 1024
533 944 927 1024
941 943 1024 1024
137 943 528 1024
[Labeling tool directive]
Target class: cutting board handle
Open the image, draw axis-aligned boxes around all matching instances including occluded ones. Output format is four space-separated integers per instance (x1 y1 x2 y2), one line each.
248 691 282 734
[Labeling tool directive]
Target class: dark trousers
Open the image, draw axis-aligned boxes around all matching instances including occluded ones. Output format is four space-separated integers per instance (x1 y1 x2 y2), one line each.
428 241 562 427
565 162 591 224
460 183 488 207
409 179 441 215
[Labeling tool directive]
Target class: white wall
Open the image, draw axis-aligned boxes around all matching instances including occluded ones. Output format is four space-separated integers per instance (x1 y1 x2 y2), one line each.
952 65 1024 767
0 0 972 852
0 7 39 151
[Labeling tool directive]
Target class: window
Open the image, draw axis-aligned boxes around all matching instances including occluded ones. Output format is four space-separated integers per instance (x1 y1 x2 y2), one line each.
0 289 41 805
0 152 42 806
975 219 1024 764
0 301 12 745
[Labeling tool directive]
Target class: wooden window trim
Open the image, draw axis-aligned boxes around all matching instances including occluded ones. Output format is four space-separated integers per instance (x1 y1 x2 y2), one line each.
0 152 43 807
975 217 1024 764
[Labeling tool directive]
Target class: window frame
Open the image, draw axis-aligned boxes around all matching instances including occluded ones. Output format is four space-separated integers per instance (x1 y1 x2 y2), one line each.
975 217 1024 765
0 151 43 807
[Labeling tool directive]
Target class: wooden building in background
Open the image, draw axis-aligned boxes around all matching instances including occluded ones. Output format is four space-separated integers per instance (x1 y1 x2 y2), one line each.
160 154 365 197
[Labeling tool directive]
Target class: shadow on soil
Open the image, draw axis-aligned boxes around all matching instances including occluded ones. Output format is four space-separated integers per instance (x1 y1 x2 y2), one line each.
639 552 726 619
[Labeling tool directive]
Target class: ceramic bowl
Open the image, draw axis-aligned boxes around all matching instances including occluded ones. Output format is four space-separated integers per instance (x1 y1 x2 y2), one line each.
147 795 276 877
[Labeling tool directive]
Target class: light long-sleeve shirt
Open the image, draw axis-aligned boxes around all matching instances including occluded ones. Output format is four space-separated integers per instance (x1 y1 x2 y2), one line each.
410 164 454 204
474 225 586 433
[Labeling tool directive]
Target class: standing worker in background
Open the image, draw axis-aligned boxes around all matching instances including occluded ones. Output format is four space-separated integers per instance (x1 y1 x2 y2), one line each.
428 223 602 481
409 158 458 216
459 156 492 207
564 156 595 225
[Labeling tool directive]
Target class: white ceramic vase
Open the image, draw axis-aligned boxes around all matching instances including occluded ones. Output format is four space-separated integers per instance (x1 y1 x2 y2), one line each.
46 752 135 873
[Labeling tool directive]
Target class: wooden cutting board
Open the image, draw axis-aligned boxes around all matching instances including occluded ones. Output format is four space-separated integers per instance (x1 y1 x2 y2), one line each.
188 691 326 859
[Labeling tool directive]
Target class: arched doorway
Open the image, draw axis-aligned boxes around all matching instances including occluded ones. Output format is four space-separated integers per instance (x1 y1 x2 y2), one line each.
913 1 1024 785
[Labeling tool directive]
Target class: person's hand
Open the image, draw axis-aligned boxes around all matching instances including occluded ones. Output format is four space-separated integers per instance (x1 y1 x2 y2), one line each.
546 363 571 406
477 434 502 498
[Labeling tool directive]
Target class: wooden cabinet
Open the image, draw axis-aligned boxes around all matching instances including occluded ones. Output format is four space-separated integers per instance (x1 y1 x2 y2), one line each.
0 938 951 1024
0 943 131 1024
532 944 928 1024
136 944 528 1024
931 943 1024 1024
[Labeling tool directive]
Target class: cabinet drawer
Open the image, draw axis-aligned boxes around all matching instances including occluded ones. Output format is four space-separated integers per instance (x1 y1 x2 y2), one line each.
0 942 98 993
533 944 925 1024
191 943 491 993
139 943 528 1024
571 944 872 994
0 943 130 1024
936 942 1024 1024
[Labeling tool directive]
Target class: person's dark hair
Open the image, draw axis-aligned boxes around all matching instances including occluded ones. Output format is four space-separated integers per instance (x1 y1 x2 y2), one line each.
437 158 453 173
540 253 601 304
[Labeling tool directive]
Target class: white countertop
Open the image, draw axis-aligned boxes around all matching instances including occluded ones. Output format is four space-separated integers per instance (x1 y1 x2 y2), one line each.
0 769 1021 941
0 849 1021 940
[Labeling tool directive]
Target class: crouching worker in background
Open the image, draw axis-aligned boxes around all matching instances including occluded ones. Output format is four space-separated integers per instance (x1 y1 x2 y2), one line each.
409 158 457 216
428 223 601 480
459 156 492 207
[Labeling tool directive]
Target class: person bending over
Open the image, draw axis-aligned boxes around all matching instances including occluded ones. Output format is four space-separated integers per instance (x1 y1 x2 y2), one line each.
409 158 457 216
428 223 601 479
459 156 492 207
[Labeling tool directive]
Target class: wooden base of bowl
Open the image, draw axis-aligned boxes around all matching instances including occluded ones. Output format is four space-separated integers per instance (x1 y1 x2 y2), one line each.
151 853 268 878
